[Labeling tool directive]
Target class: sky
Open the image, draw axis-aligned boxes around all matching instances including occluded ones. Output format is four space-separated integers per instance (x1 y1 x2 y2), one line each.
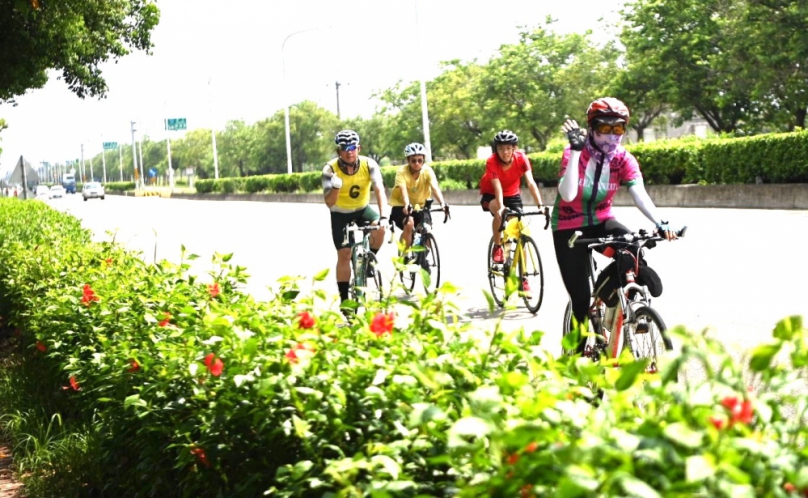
0 0 624 174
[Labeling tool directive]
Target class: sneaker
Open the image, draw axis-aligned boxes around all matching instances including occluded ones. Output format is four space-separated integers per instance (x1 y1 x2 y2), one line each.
521 278 531 297
492 245 504 264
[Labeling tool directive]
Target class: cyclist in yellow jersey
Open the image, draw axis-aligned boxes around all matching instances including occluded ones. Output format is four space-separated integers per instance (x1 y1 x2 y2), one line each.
322 130 387 306
389 143 449 256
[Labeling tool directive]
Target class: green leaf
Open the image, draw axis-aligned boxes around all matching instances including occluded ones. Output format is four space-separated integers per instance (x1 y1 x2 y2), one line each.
370 455 401 479
482 290 495 313
773 316 802 340
621 475 662 498
615 358 648 391
686 454 715 482
749 343 780 372
313 268 330 281
124 394 147 409
447 417 491 448
664 423 703 449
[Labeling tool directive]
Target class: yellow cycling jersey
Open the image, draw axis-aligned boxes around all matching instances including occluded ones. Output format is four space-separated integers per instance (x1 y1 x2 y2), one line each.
322 157 377 212
389 165 435 207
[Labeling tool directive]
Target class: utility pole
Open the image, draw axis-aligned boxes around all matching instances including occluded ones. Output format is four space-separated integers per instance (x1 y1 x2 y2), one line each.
80 143 85 182
335 81 342 120
130 121 139 188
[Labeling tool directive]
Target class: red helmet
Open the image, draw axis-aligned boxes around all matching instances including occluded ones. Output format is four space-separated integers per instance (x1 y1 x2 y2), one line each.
586 97 630 126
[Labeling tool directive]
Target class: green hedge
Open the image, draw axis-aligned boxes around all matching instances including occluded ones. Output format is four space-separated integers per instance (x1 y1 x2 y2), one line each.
194 130 808 195
3 198 808 496
103 181 137 192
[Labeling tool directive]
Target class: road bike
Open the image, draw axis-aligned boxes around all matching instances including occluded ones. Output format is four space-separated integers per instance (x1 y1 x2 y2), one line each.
343 221 384 303
389 200 449 294
561 227 685 373
487 206 550 314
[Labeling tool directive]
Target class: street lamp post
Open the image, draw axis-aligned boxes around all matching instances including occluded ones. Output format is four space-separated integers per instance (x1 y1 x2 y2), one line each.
414 0 433 163
282 26 332 175
208 78 219 180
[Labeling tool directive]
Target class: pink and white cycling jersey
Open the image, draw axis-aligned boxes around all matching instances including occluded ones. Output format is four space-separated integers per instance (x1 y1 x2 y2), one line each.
552 145 643 231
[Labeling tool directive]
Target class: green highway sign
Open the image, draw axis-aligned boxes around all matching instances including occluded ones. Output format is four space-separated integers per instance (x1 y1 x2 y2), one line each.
165 118 187 131
103 142 118 150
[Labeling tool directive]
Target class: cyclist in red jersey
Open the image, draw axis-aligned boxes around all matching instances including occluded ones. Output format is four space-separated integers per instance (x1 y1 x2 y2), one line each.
479 130 544 264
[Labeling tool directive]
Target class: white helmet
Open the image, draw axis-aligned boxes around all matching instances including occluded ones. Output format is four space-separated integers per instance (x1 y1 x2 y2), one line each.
334 130 360 147
404 143 427 158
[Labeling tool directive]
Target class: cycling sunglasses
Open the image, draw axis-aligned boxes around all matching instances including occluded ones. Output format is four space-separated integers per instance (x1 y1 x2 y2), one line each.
593 122 626 136
408 157 424 164
338 144 358 152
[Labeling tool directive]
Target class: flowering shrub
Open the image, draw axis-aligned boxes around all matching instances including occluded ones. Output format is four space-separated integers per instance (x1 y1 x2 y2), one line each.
0 198 807 497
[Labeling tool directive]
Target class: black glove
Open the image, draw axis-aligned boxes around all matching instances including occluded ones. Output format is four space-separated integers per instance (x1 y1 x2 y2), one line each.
442 202 450 222
566 126 587 151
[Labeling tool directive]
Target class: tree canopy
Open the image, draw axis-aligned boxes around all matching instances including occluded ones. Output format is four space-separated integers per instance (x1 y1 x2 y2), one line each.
0 0 160 103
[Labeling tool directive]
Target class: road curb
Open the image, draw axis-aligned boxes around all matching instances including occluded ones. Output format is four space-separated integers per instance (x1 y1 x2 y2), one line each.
110 184 808 210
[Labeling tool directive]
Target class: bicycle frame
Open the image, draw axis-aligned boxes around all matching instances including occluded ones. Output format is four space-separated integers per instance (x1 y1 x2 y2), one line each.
571 229 678 360
343 221 379 296
497 207 550 275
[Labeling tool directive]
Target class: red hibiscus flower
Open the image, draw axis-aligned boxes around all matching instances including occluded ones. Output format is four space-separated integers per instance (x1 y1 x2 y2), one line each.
708 416 725 430
720 395 754 426
207 282 220 299
285 342 316 363
297 311 315 329
506 453 519 465
158 312 171 327
104 258 113 266
81 284 100 306
36 340 46 352
127 359 140 373
370 312 395 337
69 375 80 391
520 484 534 498
190 447 210 467
524 441 539 453
203 353 224 377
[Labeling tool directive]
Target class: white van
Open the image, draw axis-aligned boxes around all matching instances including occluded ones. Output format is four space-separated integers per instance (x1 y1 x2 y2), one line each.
35 185 51 200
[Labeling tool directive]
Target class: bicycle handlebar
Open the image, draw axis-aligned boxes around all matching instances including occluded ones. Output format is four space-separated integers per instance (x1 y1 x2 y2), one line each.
567 226 687 249
497 206 551 232
343 222 383 246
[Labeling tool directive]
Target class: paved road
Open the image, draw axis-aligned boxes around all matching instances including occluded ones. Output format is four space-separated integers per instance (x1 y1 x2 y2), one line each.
49 193 808 355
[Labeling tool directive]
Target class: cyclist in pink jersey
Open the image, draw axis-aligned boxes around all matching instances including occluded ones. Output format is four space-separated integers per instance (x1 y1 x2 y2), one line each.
479 130 544 264
552 97 679 329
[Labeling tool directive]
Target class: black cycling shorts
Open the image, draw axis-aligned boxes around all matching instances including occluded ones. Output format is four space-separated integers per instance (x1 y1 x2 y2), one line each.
330 206 380 249
480 193 523 214
389 205 433 230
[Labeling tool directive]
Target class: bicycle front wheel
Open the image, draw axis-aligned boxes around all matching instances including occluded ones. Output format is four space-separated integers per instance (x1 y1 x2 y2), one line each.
518 235 544 314
398 247 416 294
421 233 441 293
365 252 384 302
487 237 506 308
625 306 672 373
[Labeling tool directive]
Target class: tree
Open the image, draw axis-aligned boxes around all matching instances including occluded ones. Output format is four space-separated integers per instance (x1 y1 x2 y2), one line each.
620 0 755 134
608 66 666 142
732 0 808 130
0 0 160 103
218 120 256 177
478 23 619 150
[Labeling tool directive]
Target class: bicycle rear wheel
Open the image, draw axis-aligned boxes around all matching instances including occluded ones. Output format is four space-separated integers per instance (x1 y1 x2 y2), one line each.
625 306 671 373
487 237 506 308
518 235 544 314
421 233 440 293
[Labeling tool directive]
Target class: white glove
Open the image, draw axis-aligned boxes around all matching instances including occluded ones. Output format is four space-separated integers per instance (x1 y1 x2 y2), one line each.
330 175 343 189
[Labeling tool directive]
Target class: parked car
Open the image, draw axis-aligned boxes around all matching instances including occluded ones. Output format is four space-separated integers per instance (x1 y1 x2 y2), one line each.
82 182 105 201
35 185 51 200
50 185 66 198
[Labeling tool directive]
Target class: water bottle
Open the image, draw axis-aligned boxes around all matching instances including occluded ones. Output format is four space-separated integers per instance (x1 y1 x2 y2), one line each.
355 249 364 278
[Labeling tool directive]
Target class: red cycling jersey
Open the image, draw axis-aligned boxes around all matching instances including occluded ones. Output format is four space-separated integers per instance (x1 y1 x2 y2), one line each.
479 151 531 197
